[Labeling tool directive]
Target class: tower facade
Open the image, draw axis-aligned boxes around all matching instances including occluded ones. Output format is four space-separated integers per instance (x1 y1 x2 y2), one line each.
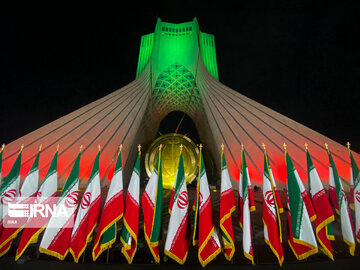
1 18 358 190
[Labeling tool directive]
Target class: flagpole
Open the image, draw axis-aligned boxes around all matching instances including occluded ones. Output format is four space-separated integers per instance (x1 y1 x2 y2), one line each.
81 250 85 264
106 248 110 264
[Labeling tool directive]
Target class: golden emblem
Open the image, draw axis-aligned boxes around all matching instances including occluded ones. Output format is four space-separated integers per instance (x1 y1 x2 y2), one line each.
145 133 199 189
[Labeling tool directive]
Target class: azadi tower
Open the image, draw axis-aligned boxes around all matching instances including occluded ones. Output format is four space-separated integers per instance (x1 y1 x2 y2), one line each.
1 18 359 190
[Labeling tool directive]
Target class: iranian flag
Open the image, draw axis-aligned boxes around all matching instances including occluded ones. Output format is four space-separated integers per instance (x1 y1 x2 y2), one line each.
349 147 360 243
0 147 40 257
0 146 22 257
0 145 4 182
327 147 355 255
219 148 236 261
165 150 190 264
238 148 255 264
120 150 140 264
142 150 163 263
69 149 101 262
306 148 335 260
263 150 284 266
16 148 58 261
285 150 318 260
192 147 221 267
92 146 123 261
39 149 81 260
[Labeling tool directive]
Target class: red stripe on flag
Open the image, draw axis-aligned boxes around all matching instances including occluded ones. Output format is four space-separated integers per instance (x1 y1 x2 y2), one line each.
69 195 101 262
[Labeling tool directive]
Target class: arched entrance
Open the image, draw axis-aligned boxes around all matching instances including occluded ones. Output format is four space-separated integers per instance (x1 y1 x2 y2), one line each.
140 110 217 188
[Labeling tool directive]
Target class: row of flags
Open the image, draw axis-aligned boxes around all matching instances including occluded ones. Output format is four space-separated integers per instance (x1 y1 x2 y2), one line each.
0 142 359 267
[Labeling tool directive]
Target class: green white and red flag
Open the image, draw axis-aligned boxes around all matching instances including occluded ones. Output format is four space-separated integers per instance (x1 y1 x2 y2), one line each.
92 146 123 261
192 147 221 267
285 150 318 260
219 148 236 261
306 148 335 260
238 148 255 264
327 146 355 255
348 146 360 243
0 146 40 257
0 146 22 257
0 145 3 230
0 145 4 183
120 150 140 264
238 149 255 217
69 149 101 262
262 149 283 266
39 149 81 260
16 148 58 261
165 150 190 264
142 148 163 263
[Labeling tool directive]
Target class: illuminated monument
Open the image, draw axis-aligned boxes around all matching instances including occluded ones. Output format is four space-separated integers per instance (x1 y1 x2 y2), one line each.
1 18 359 189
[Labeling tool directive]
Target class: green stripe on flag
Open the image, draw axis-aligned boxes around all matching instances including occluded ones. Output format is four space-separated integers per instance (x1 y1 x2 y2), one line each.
0 148 3 175
61 151 81 198
241 150 248 200
286 152 304 239
221 151 226 170
120 226 131 243
101 223 116 245
328 152 344 206
350 152 360 189
326 222 334 238
42 151 58 186
87 151 100 185
221 230 231 244
150 156 163 243
200 153 205 179
263 154 270 181
173 153 185 201
0 150 22 195
134 153 140 177
114 151 122 176
28 150 41 175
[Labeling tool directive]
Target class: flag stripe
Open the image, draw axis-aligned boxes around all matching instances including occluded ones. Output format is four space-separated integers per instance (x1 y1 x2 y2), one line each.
164 153 189 265
328 149 355 255
286 151 318 260
92 149 123 261
220 151 235 261
39 151 81 260
120 152 140 264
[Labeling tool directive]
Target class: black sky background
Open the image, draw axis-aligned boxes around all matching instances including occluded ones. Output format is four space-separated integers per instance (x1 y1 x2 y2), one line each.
1 1 359 152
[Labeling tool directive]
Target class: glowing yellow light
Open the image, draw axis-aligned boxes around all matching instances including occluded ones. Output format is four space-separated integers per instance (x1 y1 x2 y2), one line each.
145 133 199 189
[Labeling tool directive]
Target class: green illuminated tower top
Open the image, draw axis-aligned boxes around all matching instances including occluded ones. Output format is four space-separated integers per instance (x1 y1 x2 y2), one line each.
136 18 218 79
136 18 218 114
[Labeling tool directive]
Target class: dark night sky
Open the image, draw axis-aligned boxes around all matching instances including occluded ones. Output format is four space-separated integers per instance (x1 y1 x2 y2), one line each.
1 1 359 152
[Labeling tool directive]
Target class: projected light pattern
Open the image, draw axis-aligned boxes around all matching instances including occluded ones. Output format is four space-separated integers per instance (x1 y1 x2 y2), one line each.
152 63 201 116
